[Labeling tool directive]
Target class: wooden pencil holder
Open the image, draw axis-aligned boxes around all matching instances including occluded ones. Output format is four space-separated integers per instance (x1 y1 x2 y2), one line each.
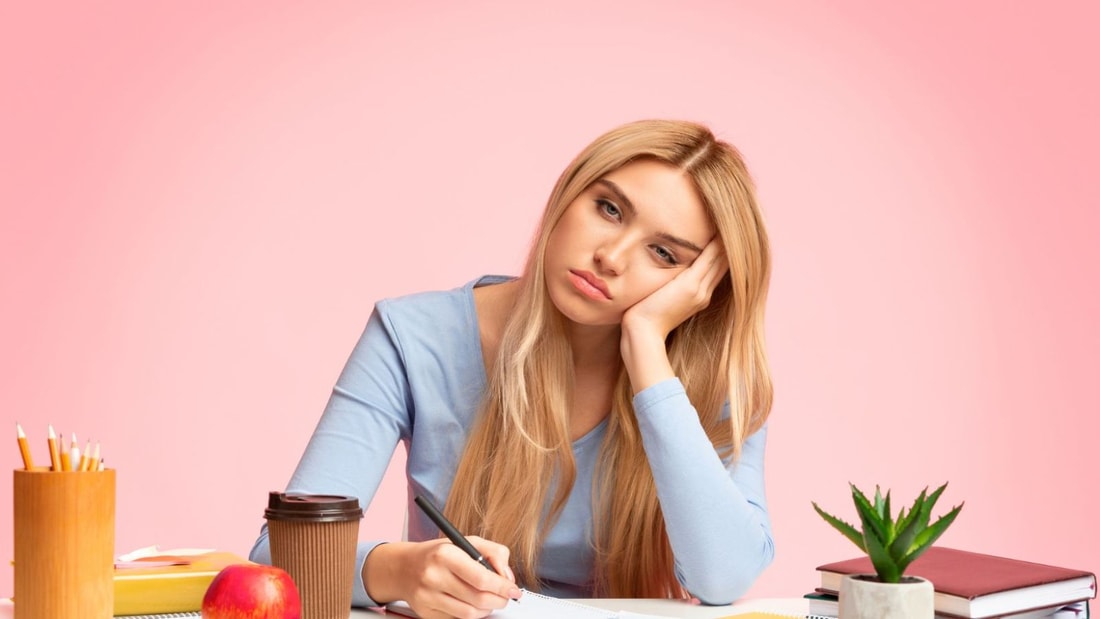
13 468 116 619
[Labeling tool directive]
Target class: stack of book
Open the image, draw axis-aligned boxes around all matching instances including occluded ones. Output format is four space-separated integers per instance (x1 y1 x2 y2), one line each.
114 547 252 616
805 546 1095 619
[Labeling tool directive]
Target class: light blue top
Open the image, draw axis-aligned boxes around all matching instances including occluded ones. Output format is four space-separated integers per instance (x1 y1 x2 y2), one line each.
249 276 774 606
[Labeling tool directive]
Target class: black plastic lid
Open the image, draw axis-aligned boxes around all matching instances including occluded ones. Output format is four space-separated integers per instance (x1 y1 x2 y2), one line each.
264 491 363 522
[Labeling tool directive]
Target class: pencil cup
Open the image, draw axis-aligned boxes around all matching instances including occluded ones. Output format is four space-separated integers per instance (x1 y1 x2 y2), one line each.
265 492 363 619
13 469 116 619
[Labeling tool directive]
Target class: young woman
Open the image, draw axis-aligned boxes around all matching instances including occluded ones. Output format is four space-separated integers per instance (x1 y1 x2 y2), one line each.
250 119 775 618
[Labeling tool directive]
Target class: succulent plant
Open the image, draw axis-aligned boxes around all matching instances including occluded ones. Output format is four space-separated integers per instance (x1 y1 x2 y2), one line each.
813 482 964 583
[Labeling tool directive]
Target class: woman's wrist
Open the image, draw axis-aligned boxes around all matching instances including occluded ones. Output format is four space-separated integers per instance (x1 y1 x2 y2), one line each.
363 541 409 605
620 325 674 393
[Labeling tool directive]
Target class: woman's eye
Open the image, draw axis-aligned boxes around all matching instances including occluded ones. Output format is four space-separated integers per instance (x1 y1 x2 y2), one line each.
652 246 679 266
596 199 621 220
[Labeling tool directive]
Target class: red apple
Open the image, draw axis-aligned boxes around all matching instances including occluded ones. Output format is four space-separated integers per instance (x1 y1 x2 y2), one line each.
202 563 302 619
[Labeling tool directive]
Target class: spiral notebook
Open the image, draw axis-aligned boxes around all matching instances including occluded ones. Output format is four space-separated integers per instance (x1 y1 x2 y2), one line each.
115 613 200 618
723 614 827 619
387 590 670 618
386 592 825 618
721 614 830 618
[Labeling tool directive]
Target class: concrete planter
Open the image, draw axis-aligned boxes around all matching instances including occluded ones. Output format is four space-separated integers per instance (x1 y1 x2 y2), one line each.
839 574 934 619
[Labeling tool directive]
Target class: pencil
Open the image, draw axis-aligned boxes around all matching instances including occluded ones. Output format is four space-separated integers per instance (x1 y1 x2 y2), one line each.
87 441 101 472
47 424 61 471
59 432 71 471
16 423 34 470
79 437 90 472
70 433 80 472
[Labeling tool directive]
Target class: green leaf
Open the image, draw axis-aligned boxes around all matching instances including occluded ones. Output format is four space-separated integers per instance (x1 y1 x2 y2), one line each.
889 487 938 560
860 505 900 582
917 482 949 528
883 489 895 541
899 502 964 573
894 488 927 538
888 503 925 559
851 484 890 548
813 502 865 552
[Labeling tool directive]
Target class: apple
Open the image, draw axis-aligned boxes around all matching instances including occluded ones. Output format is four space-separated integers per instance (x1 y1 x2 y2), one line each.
202 563 302 619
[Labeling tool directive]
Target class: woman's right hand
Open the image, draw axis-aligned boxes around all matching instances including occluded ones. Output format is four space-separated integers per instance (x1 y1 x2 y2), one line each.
363 537 522 619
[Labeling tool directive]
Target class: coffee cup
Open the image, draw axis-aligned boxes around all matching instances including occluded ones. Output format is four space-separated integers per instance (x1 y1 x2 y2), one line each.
265 492 363 619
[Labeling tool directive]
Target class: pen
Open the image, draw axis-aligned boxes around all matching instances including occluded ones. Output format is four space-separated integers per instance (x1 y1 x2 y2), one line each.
16 423 34 470
414 495 500 575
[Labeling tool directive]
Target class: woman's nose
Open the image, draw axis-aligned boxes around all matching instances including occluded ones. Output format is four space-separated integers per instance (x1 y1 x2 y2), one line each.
594 236 628 275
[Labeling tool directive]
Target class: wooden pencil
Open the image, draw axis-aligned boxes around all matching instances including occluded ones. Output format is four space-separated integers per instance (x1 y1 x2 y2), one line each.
47 424 61 471
15 423 34 470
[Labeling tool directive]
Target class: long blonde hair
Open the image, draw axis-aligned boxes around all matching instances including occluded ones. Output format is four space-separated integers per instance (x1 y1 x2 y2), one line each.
445 120 772 598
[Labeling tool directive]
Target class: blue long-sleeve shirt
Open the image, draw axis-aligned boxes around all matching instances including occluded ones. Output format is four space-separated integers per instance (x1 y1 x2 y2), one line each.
249 276 774 606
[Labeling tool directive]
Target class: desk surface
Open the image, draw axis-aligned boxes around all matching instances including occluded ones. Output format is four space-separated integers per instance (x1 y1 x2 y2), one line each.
0 597 810 618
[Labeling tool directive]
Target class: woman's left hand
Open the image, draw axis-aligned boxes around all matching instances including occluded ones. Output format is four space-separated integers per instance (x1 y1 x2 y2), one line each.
619 238 728 392
621 238 729 342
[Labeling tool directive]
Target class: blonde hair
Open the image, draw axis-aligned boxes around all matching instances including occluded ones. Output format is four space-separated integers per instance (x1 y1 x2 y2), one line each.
445 119 772 598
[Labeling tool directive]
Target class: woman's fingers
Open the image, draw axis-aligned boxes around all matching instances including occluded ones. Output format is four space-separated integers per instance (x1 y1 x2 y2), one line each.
620 236 731 342
409 539 518 619
695 238 729 295
447 541 520 602
467 535 518 585
673 238 728 315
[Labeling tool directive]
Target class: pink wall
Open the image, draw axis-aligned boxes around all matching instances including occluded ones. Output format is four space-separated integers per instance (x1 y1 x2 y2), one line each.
2 0 1097 598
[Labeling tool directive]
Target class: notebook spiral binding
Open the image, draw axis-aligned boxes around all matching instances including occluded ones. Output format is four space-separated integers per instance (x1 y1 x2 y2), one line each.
115 612 201 619
521 590 619 616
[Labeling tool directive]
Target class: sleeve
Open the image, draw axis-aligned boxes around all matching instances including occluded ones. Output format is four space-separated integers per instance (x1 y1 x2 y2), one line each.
249 302 414 608
633 377 774 605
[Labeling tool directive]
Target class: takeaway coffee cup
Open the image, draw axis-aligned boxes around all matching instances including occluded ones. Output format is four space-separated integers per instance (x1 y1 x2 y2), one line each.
265 492 363 619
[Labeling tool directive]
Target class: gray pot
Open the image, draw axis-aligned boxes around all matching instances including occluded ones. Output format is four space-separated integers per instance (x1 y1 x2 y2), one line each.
838 574 934 619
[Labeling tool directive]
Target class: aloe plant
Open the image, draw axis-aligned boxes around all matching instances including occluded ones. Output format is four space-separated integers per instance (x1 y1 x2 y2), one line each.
813 482 963 583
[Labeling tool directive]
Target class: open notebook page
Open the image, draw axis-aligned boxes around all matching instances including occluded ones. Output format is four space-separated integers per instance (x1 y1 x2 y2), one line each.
386 590 671 618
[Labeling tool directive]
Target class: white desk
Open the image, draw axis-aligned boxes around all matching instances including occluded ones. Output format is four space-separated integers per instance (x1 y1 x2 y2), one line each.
0 597 810 618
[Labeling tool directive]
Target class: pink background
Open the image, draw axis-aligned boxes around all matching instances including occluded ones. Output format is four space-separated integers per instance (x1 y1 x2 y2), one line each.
2 0 1097 599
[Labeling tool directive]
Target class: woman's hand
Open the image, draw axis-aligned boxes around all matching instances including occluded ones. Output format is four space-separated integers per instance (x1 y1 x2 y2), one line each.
364 537 521 619
620 238 728 392
622 238 728 340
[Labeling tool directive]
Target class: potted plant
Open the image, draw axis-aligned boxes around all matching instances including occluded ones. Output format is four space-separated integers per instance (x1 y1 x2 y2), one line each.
813 482 964 619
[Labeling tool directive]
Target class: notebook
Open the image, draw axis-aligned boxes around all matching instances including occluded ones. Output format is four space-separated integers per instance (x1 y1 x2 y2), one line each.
115 613 200 618
386 593 827 618
386 590 671 618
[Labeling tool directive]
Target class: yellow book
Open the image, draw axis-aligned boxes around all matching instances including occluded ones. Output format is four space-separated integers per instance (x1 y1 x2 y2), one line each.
113 551 252 616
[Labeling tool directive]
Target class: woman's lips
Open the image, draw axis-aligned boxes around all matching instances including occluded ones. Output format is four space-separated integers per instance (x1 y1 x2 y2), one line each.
568 270 611 301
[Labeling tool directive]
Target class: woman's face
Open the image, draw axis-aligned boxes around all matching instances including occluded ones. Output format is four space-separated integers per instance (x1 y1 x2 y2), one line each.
544 158 716 327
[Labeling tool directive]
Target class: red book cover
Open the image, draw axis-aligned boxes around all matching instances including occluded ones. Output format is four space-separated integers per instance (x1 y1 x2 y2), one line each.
816 546 1096 618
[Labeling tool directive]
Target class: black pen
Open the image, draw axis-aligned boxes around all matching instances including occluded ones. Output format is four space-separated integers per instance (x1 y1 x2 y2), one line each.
413 494 500 574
